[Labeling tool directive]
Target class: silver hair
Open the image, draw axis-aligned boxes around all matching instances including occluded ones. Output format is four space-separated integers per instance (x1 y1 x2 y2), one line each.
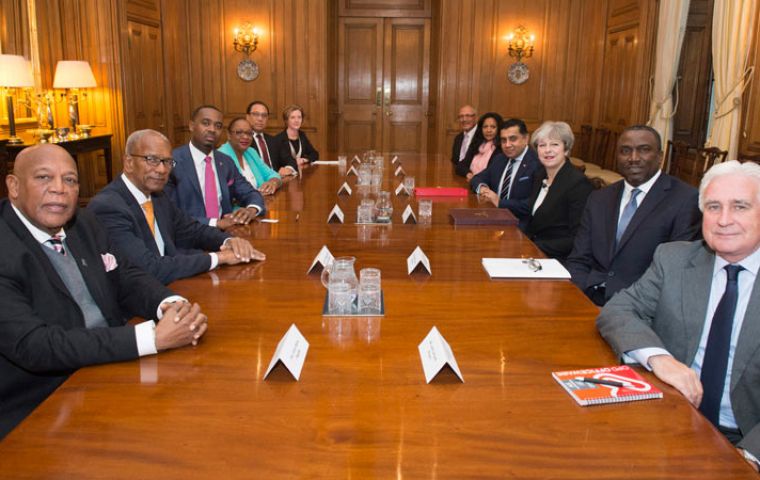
699 160 760 211
531 121 575 153
125 129 170 155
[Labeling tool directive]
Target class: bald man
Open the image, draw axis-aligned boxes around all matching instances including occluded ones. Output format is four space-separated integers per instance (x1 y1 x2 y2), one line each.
0 144 208 439
89 129 265 284
451 105 478 166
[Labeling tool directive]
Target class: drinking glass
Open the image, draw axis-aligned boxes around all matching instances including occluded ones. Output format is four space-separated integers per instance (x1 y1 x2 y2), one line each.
329 282 354 315
403 176 415 195
358 283 382 314
418 199 432 218
338 155 347 168
360 267 381 287
357 204 373 223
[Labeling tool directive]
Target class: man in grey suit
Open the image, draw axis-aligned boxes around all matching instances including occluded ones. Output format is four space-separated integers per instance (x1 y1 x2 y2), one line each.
597 160 760 470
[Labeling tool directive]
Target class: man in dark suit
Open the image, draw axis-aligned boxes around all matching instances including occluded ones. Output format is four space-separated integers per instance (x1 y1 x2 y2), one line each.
89 129 265 285
566 125 701 305
0 144 208 439
597 160 760 470
470 118 540 225
167 105 266 230
247 100 298 177
450 105 478 166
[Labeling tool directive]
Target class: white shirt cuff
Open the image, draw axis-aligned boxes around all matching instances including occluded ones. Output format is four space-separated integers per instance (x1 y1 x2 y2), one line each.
134 320 157 356
626 347 672 371
476 183 488 194
209 252 219 270
286 166 298 176
245 205 262 214
209 218 218 227
156 295 188 319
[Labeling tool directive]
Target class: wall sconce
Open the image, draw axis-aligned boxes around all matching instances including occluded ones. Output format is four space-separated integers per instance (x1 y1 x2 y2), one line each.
232 23 261 82
505 26 536 85
53 60 97 138
0 54 35 144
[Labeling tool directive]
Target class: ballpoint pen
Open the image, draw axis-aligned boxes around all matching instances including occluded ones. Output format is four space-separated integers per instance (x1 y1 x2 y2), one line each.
574 377 631 388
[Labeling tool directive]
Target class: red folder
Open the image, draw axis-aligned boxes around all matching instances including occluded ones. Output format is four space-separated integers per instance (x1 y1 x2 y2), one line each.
414 187 469 197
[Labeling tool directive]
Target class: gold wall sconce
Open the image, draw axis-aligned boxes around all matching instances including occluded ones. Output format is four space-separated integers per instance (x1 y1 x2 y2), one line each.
233 23 261 81
505 26 536 85
0 54 35 144
53 60 97 138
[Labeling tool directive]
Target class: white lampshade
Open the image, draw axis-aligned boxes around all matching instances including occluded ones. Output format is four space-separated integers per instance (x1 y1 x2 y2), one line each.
53 60 97 89
0 54 34 88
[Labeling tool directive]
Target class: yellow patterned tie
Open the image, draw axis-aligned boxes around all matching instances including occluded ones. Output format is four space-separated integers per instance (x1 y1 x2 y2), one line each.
142 199 156 237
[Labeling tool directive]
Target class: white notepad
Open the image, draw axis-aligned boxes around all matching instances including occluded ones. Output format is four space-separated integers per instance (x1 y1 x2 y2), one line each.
481 258 571 279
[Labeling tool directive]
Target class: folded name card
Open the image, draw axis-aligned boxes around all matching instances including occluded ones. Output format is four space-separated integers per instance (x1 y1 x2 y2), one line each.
346 165 358 177
402 205 417 224
352 155 361 164
338 182 353 196
264 324 309 381
395 182 409 196
391 155 399 165
327 204 345 224
395 166 406 177
307 245 334 274
418 326 464 383
407 246 431 275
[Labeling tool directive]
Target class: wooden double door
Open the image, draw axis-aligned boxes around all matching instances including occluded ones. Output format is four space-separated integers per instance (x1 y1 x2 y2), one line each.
336 17 431 156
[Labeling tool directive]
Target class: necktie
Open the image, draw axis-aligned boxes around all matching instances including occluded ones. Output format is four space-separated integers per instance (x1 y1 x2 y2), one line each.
257 134 272 167
699 264 744 425
615 188 641 244
142 199 156 237
47 234 66 255
459 131 470 161
500 159 516 200
204 156 220 219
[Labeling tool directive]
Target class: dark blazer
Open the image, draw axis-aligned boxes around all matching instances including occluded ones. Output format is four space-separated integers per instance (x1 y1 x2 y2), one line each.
166 144 266 225
0 199 174 438
598 241 760 456
273 130 319 169
455 138 499 177
88 176 232 284
450 131 465 165
253 131 295 172
524 160 594 262
470 148 541 223
566 173 701 305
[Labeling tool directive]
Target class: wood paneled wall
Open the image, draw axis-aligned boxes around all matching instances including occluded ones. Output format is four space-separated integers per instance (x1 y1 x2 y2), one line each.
739 4 760 157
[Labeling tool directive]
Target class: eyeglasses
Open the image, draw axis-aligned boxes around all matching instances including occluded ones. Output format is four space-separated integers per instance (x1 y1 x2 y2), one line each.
130 154 176 168
457 114 476 120
247 112 269 119
521 258 543 272
230 129 254 137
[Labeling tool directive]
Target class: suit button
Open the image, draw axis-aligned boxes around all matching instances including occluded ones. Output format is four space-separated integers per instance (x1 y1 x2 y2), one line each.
608 271 615 277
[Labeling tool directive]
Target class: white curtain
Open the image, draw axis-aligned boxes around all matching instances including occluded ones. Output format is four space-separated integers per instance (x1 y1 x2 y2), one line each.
647 0 690 144
706 0 758 160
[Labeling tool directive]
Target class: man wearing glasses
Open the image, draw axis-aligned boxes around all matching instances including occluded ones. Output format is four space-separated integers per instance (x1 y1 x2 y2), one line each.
450 105 478 166
89 129 265 285
247 100 298 177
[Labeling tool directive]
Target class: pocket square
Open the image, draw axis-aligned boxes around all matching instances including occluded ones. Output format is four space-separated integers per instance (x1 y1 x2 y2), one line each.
517 176 529 181
101 253 118 272
227 178 234 186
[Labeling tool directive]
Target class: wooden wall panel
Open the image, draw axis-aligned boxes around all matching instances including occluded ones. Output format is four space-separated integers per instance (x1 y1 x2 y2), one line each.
339 0 430 17
739 3 760 156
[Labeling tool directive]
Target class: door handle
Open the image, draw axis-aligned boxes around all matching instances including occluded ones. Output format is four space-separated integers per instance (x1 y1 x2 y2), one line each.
375 88 382 107
385 111 393 117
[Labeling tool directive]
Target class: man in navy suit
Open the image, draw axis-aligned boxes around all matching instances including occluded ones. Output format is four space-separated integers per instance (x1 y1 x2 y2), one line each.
167 105 266 230
89 129 266 285
470 118 540 225
0 144 208 438
247 100 298 177
567 125 701 305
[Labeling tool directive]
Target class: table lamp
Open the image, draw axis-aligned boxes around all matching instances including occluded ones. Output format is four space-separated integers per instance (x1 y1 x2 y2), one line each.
53 60 97 133
0 54 35 144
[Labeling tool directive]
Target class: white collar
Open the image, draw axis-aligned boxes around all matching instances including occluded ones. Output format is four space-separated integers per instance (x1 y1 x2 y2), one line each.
121 173 151 204
714 245 760 278
10 203 66 244
189 142 214 166
623 169 661 196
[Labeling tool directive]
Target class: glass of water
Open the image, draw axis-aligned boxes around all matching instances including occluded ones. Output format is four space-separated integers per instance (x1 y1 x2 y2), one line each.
359 268 382 314
338 155 347 168
328 282 354 315
403 176 415 195
418 199 432 219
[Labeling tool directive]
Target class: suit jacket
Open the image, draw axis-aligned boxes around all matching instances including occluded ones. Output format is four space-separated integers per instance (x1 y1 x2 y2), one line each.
88 176 231 284
166 144 266 225
273 130 319 169
524 160 593 261
252 131 295 172
0 199 174 438
597 241 760 456
566 173 701 304
469 149 541 223
451 131 465 165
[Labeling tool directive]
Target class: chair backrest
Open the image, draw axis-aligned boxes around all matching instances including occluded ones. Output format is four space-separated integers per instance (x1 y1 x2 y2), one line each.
663 140 674 175
740 152 760 164
589 127 610 167
601 130 620 171
670 141 725 187
696 147 728 172
575 124 593 161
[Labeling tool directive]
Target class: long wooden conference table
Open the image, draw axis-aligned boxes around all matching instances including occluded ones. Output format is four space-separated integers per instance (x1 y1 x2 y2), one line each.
0 155 755 478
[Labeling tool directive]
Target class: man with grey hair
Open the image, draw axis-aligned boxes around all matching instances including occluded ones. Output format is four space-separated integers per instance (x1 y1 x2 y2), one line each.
597 160 760 469
89 129 265 285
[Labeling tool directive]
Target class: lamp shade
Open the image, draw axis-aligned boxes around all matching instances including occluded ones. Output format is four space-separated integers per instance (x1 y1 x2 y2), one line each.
0 54 34 88
53 60 97 89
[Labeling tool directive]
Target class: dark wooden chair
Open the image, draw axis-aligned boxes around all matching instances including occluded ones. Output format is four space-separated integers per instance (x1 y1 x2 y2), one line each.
671 142 727 187
601 129 619 171
589 127 610 167
575 124 593 161
663 140 674 174
740 152 760 164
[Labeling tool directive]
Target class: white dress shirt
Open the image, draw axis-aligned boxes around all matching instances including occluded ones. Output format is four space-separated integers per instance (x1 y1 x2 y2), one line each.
459 126 477 162
617 170 661 224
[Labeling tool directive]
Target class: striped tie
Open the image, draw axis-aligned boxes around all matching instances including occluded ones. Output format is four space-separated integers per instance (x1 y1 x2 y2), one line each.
500 159 515 200
47 234 66 255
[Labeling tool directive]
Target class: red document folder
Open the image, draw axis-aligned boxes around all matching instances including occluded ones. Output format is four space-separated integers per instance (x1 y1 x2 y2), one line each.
414 187 469 197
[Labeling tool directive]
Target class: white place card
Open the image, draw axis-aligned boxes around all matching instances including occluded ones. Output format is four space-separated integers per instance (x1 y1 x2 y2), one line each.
264 324 309 381
352 155 361 164
391 155 399 164
327 204 345 224
407 246 431 275
338 182 353 196
395 182 409 196
394 166 406 177
346 165 359 177
418 326 464 383
307 245 334 274
259 218 279 223
312 160 339 165
402 205 417 224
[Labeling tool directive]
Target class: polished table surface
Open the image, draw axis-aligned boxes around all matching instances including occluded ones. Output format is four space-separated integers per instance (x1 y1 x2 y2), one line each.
0 156 755 478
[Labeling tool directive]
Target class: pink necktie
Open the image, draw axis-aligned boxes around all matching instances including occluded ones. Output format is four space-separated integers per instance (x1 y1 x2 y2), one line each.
204 156 220 219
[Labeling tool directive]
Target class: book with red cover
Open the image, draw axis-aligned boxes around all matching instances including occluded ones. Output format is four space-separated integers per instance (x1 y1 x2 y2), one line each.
414 187 469 197
552 365 663 406
449 208 518 226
